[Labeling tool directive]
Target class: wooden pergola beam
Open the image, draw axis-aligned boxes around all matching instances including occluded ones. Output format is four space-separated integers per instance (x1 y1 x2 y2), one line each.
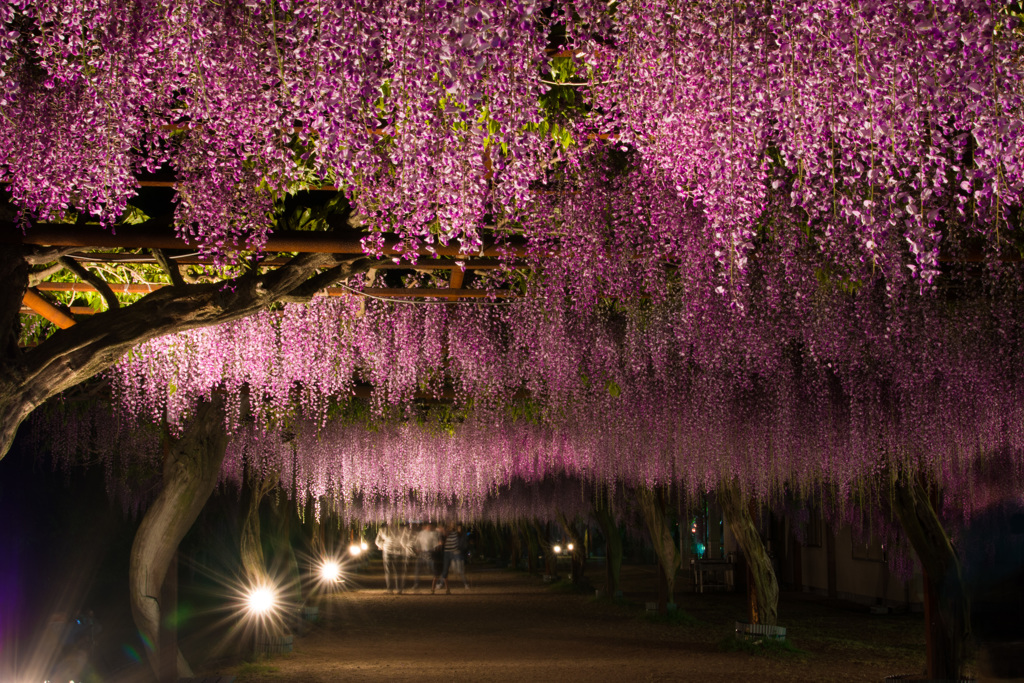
65 252 506 269
139 179 340 191
21 305 95 316
10 223 1004 265
33 281 513 300
22 289 76 328
1 223 528 258
448 266 466 301
361 287 511 299
37 282 167 295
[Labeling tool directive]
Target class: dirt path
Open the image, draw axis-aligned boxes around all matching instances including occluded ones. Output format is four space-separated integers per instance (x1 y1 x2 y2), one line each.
206 562 928 683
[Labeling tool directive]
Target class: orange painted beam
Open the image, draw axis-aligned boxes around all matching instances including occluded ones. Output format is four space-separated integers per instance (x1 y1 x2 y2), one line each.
21 306 95 316
447 267 466 301
65 251 505 269
32 280 511 300
361 287 510 299
22 289 76 328
36 282 167 295
139 179 339 191
1 223 528 258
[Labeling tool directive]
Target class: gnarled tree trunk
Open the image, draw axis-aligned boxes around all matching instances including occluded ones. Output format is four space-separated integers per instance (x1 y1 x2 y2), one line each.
0 245 27 359
592 498 623 596
240 473 277 586
891 477 969 680
521 520 541 574
557 512 586 585
129 395 228 679
536 520 558 577
718 479 779 626
270 496 302 614
637 486 680 609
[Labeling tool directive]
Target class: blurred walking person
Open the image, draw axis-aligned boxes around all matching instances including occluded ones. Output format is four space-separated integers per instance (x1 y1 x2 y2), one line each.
413 523 439 590
397 522 415 592
375 523 403 594
431 523 446 594
451 524 471 589
441 522 469 594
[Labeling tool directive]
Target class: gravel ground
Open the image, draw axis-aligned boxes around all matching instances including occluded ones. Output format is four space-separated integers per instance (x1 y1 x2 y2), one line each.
200 561 934 683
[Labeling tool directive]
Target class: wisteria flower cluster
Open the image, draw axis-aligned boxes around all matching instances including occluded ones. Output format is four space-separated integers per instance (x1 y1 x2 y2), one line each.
110 267 1024 507
1 0 550 259
3 1 1022 279
574 0 1024 290
12 0 1024 531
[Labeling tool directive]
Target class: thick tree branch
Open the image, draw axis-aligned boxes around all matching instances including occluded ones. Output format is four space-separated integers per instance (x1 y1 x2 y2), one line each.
0 251 371 460
241 471 279 586
25 246 79 265
59 256 120 310
28 262 65 287
637 486 680 609
150 248 186 287
278 256 376 302
592 498 623 596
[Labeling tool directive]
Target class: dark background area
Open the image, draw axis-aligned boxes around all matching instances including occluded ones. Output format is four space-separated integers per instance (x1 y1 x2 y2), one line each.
0 429 151 681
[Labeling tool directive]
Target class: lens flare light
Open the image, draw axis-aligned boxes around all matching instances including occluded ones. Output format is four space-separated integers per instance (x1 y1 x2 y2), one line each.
245 585 277 616
319 560 342 583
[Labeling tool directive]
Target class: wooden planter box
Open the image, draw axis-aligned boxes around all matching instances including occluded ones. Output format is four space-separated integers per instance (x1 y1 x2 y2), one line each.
734 621 786 642
883 675 975 682
256 633 294 655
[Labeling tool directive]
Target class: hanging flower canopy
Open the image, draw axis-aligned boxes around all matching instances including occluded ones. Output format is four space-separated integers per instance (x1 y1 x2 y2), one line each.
6 1 1024 514
2 0 1021 272
109 275 1024 508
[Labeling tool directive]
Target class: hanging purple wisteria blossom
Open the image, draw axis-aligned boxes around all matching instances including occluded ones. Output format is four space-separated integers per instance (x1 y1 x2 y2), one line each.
2 1 1021 280
109 266 1024 503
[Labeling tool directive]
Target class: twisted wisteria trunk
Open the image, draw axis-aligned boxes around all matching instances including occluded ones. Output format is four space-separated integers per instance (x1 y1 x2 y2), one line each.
240 473 277 586
269 497 302 611
502 525 520 570
718 480 779 626
0 245 33 455
891 478 969 680
637 486 680 609
592 500 622 596
0 246 27 359
557 512 586 585
521 520 541 574
129 396 228 679
537 521 558 577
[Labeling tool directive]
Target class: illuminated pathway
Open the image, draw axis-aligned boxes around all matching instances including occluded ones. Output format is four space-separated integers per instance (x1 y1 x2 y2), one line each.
207 563 926 682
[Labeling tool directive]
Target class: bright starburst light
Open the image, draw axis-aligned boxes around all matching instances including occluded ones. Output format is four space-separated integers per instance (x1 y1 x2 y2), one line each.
319 560 342 583
245 585 277 616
